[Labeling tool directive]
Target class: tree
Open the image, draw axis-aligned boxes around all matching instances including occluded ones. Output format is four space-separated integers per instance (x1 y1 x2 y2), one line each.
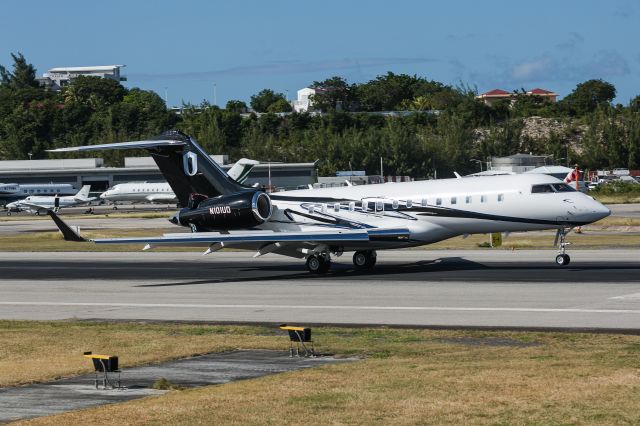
225 100 248 113
250 89 288 113
561 79 616 116
62 75 127 109
266 98 292 113
0 52 39 89
630 95 640 113
356 72 451 111
309 76 356 112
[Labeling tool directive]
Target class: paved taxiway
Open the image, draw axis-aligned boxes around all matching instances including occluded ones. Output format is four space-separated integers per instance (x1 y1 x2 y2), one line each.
1 250 639 330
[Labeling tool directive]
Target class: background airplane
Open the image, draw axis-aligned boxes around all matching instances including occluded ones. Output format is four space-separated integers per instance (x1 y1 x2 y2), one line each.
6 185 94 215
99 158 258 208
49 131 610 273
0 183 76 207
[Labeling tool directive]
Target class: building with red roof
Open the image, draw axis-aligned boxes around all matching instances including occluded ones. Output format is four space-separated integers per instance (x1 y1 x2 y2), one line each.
476 88 558 106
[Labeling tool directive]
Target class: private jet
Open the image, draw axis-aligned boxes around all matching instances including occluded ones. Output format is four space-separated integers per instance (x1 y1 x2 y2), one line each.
0 183 76 207
48 131 610 273
6 185 94 215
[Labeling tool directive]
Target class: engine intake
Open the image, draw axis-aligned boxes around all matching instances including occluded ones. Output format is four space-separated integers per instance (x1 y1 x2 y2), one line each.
173 190 272 230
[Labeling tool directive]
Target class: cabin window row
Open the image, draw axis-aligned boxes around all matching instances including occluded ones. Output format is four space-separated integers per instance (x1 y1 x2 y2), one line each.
306 194 506 213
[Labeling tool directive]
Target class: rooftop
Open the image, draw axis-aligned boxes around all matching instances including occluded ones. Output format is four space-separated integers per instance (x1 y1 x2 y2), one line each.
47 65 125 73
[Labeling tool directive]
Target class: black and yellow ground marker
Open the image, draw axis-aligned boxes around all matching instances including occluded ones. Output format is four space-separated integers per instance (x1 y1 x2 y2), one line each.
83 352 121 389
279 324 315 357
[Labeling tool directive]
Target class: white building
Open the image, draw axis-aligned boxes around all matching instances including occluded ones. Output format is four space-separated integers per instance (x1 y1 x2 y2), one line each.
38 65 126 91
291 87 316 112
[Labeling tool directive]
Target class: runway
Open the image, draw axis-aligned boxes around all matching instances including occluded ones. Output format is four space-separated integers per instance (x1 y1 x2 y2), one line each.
1 250 639 330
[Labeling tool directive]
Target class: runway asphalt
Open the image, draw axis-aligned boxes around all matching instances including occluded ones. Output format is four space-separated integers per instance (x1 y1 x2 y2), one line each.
1 250 639 330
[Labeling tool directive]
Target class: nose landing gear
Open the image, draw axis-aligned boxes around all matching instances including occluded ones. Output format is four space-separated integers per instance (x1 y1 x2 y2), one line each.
554 228 571 266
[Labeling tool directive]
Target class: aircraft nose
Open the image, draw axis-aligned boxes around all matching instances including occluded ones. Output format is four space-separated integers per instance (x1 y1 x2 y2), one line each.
582 199 610 223
594 203 611 220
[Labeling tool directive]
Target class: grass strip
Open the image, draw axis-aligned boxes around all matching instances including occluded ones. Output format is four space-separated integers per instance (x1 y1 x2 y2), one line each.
3 321 640 425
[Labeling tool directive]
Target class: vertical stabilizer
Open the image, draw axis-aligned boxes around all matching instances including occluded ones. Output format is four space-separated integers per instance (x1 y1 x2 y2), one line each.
74 185 92 201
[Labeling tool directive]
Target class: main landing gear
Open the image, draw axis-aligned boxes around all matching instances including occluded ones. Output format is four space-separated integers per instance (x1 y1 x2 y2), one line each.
353 250 377 270
554 228 571 266
305 249 377 274
306 253 331 274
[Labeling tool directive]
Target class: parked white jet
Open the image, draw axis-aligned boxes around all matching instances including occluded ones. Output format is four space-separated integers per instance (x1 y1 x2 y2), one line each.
0 183 76 206
48 131 610 273
6 185 94 215
99 158 259 207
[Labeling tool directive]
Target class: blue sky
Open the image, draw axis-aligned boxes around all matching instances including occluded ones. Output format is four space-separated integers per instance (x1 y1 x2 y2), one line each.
2 0 638 106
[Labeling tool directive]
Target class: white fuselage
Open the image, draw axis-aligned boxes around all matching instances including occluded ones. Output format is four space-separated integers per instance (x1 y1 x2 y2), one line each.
100 182 177 204
0 183 76 205
6 195 92 213
258 173 610 250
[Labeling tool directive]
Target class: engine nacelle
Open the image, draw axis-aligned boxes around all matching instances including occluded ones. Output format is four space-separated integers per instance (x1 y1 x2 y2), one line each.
172 191 272 230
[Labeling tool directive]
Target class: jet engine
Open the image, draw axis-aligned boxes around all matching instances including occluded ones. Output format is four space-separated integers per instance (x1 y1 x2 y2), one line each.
170 190 272 230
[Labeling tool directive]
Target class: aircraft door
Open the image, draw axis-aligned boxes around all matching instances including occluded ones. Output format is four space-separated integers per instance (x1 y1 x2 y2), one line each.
54 196 60 208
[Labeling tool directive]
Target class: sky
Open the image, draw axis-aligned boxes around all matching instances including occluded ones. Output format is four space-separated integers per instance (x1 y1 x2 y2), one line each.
1 0 638 107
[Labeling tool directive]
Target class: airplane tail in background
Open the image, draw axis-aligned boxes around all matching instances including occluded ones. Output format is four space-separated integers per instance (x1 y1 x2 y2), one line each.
227 158 259 184
49 131 250 207
74 185 92 201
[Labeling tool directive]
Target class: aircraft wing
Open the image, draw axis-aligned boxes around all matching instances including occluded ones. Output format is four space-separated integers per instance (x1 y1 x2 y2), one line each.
93 228 411 257
48 140 185 152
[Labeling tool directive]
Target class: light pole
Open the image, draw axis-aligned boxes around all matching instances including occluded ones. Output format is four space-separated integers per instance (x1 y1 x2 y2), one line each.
470 158 483 172
28 152 33 160
213 83 217 106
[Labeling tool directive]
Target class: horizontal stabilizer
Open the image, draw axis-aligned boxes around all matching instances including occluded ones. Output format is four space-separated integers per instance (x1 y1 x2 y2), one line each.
47 140 185 153
46 210 86 242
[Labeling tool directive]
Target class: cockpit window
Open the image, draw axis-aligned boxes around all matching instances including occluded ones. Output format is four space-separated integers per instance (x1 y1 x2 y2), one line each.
551 183 576 192
531 184 555 193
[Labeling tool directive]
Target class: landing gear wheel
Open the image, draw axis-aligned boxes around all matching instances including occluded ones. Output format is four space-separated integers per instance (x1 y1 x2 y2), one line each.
319 258 331 273
6 212 11 216
353 250 377 269
306 255 330 274
35 211 40 216
555 254 570 266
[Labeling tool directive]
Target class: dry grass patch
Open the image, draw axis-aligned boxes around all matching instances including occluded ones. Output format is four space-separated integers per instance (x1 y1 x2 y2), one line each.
0 321 281 387
0 229 199 252
3 322 640 424
0 211 172 222
426 232 640 250
592 194 640 204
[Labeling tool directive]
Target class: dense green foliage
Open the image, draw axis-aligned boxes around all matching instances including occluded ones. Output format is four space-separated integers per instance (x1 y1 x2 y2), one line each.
1 53 639 177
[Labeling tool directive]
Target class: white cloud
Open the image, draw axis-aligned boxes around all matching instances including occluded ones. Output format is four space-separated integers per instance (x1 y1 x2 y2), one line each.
510 57 554 81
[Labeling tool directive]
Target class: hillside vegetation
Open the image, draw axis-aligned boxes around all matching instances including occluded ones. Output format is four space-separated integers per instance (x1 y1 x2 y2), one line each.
1 53 639 177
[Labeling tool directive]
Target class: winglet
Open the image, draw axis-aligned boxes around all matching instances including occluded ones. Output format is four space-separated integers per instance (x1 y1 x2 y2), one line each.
46 210 86 242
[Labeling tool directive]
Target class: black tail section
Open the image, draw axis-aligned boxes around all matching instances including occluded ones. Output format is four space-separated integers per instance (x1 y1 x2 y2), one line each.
48 130 251 206
146 131 248 206
47 210 86 242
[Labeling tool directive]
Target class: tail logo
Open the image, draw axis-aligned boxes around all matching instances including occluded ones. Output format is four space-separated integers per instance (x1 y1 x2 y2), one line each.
183 151 198 176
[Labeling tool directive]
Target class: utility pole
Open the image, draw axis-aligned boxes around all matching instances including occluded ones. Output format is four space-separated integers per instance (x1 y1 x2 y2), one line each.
213 83 217 106
380 156 384 179
164 87 168 107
